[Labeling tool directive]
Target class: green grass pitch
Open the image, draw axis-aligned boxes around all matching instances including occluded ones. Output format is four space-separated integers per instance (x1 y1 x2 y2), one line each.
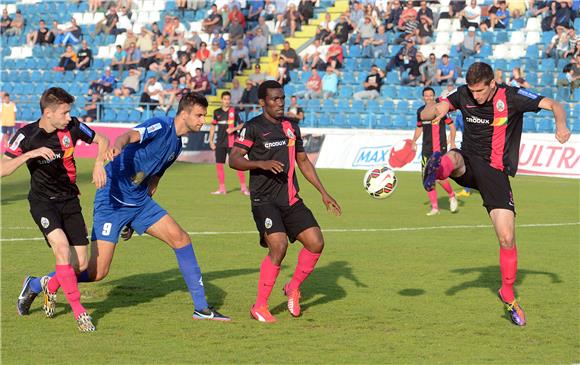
1 159 578 364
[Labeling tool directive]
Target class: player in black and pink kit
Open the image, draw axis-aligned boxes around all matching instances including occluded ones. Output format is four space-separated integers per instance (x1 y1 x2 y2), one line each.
1 87 110 332
412 87 458 216
421 62 571 327
208 91 249 195
229 80 341 323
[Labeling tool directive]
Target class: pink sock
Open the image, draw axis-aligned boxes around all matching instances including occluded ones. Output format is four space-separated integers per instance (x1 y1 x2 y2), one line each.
436 155 454 180
216 163 225 190
237 170 247 190
427 189 438 209
255 256 280 307
56 264 86 319
439 179 455 197
287 248 321 292
47 276 60 293
499 246 518 302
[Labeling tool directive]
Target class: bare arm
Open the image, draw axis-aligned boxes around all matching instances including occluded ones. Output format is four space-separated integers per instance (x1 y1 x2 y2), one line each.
0 147 56 177
91 132 110 189
411 126 422 151
229 146 284 173
420 101 450 122
209 124 216 150
296 151 341 215
106 129 141 160
538 97 571 144
448 122 457 149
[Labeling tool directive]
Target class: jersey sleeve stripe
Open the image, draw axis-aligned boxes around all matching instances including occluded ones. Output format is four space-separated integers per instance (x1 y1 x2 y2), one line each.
235 138 253 149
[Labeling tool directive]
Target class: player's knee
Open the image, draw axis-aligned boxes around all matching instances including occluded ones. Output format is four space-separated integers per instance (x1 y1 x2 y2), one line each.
92 268 109 282
77 259 89 273
498 232 515 249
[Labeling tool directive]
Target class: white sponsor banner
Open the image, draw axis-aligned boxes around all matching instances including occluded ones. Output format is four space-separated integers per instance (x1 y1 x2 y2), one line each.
313 128 580 179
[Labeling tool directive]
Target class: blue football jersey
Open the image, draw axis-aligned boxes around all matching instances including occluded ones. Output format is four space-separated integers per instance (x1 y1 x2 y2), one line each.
104 117 182 206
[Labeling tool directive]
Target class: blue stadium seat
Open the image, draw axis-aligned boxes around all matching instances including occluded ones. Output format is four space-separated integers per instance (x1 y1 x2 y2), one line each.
349 45 362 58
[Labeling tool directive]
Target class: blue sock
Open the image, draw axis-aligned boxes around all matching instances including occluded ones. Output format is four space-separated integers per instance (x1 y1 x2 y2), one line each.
77 270 92 283
174 243 208 311
29 272 56 294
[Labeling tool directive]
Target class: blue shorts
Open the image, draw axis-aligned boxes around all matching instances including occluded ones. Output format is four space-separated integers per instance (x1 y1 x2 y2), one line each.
91 194 167 244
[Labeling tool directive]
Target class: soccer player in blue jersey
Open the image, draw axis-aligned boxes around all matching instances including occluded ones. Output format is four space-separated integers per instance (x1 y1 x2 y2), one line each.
27 92 230 321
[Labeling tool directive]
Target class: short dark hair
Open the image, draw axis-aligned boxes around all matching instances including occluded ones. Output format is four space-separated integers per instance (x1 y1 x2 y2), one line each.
258 80 282 100
422 87 435 96
221 91 231 98
3 92 9 97
40 87 75 113
466 62 494 86
177 92 208 115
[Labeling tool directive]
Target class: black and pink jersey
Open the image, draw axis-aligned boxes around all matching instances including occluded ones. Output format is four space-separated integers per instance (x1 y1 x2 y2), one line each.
442 85 543 176
212 107 242 148
4 117 96 201
416 104 453 155
234 114 304 206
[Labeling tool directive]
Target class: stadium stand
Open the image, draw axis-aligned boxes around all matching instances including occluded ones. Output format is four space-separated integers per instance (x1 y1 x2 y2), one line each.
0 0 577 133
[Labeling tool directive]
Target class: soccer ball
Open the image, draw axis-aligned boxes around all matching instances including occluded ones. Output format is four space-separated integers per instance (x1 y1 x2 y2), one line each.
363 166 397 199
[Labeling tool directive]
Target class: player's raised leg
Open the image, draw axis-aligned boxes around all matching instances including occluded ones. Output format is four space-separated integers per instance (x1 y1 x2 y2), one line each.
251 232 286 323
423 150 466 191
145 214 230 321
284 227 324 317
490 208 526 326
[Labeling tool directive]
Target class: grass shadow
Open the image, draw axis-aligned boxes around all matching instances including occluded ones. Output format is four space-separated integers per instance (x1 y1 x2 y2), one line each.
270 260 367 315
85 267 258 324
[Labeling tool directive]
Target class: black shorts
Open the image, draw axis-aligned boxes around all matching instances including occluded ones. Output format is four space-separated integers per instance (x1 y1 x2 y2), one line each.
29 197 89 247
215 146 231 164
450 149 515 214
251 200 320 248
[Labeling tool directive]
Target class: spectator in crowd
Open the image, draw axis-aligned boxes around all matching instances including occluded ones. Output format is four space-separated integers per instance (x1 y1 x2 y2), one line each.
286 95 304 122
353 64 384 100
250 15 270 39
295 68 322 99
53 45 78 72
460 0 481 29
203 4 223 34
350 1 364 26
554 1 572 29
545 26 572 69
420 53 438 86
191 68 211 95
249 27 268 59
459 26 482 66
280 41 300 70
124 42 141 70
283 3 301 37
398 1 419 35
248 64 267 87
228 16 245 42
113 68 141 97
229 39 250 78
240 79 259 106
81 93 100 123
385 39 417 73
320 68 340 99
137 76 164 112
327 38 344 69
92 6 118 37
508 67 531 89
298 0 315 24
185 53 203 78
417 14 434 44
332 13 354 44
211 52 229 87
90 67 117 94
0 8 11 34
494 69 505 84
1 93 17 148
196 42 210 65
77 40 93 70
248 0 264 22
435 54 455 86
57 18 82 46
230 77 243 105
111 44 126 73
139 43 161 71
26 20 54 46
123 29 138 49
137 26 154 52
416 1 434 24
175 53 190 83
402 52 426 86
351 15 376 45
362 24 387 58
4 9 24 36
557 57 580 97
491 1 509 29
276 58 291 86
316 12 336 44
116 5 133 34
156 53 178 82
385 0 403 32
301 38 325 71
160 79 182 112
224 4 246 31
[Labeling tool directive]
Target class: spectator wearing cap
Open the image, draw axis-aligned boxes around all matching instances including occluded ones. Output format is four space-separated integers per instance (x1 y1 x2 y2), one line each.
286 96 305 122
353 64 384 100
77 40 93 70
435 54 455 86
280 41 300 70
459 26 482 66
460 0 481 29
248 64 267 87
113 68 141 97
294 68 322 99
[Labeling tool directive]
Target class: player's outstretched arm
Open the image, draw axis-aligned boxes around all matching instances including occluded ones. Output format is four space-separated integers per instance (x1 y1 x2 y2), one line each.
105 130 142 161
448 122 457 149
208 124 216 150
0 147 56 177
420 101 450 123
296 151 341 216
411 127 422 151
229 146 284 173
91 132 110 189
538 97 571 144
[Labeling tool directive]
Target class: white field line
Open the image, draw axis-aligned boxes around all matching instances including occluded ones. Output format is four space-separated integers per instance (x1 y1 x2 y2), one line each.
0 222 578 242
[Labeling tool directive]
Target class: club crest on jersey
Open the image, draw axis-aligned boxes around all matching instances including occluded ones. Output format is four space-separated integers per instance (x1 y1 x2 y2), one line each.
496 100 505 113
61 135 72 148
265 218 272 229
40 217 49 229
286 128 295 140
